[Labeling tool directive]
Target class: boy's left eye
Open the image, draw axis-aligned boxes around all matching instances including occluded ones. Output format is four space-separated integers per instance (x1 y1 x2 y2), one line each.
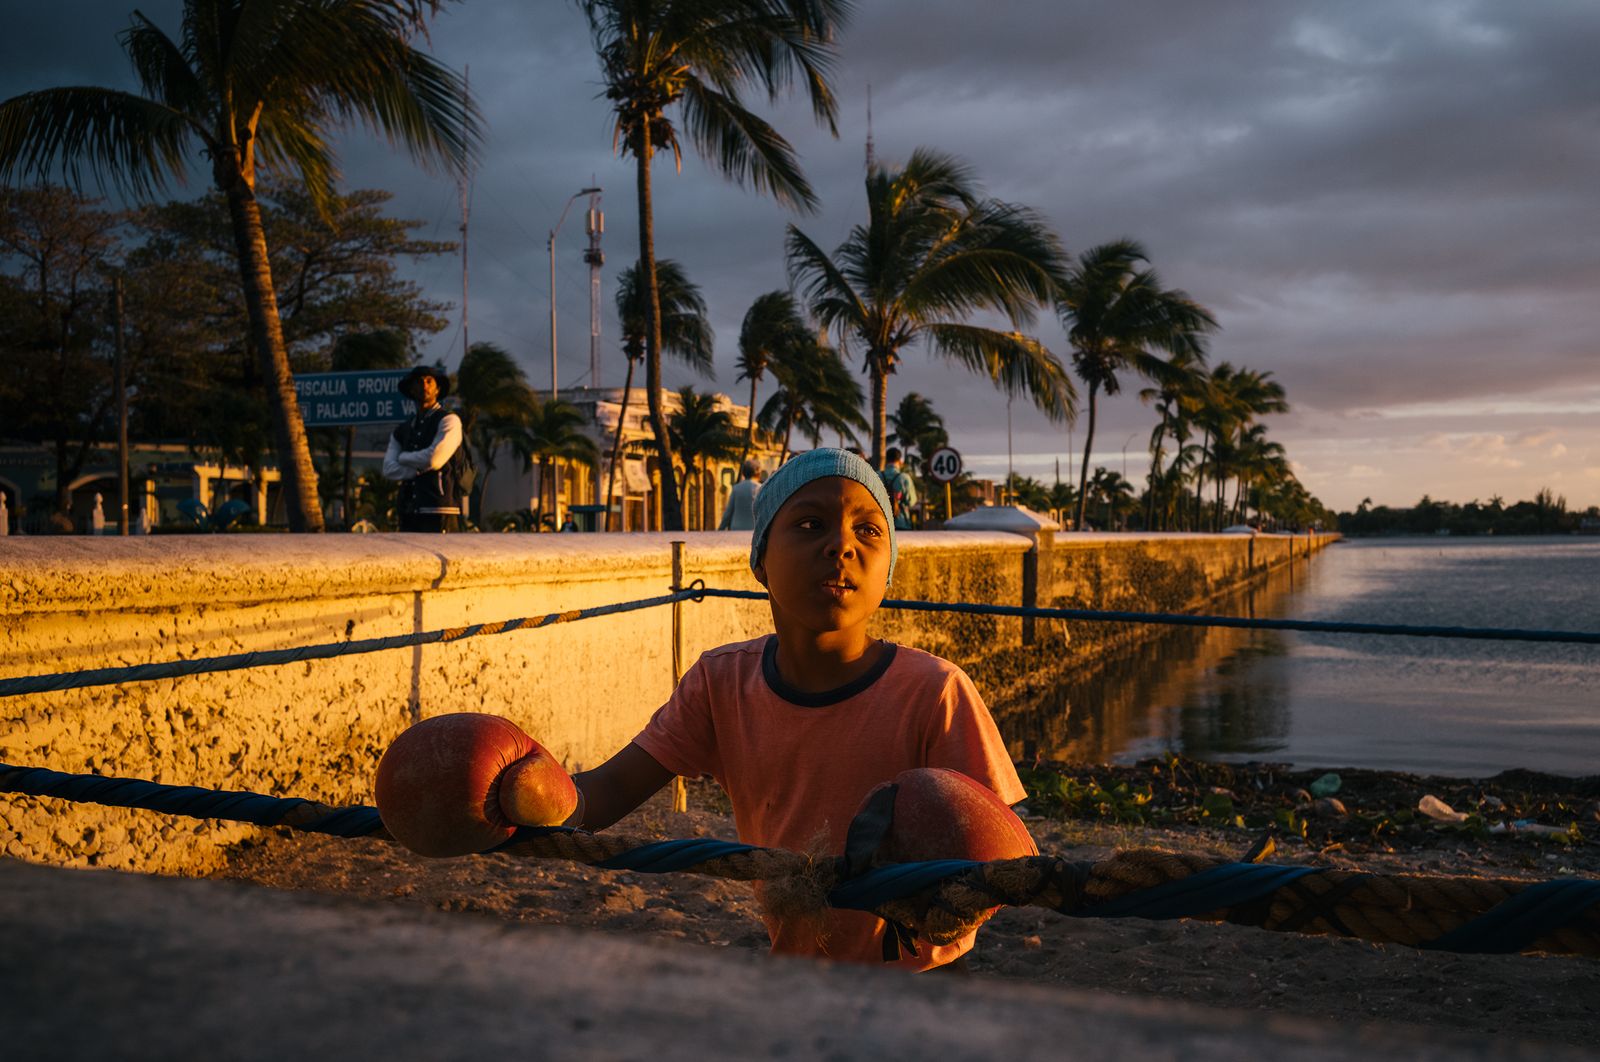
857 523 883 537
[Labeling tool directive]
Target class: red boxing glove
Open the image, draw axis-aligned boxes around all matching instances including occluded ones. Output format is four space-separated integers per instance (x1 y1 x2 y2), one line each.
374 713 579 857
860 767 1037 865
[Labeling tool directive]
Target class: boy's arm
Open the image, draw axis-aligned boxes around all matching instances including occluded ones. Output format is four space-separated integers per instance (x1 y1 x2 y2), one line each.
566 741 675 831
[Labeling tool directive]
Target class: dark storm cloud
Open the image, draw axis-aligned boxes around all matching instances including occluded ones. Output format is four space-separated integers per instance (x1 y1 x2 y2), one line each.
5 1 1598 505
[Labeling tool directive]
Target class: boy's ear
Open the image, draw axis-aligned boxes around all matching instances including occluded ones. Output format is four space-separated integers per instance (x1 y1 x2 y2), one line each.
752 560 769 588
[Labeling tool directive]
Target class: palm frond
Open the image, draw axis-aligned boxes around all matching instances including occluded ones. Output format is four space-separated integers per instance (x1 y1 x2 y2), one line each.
681 80 815 212
121 12 207 117
923 322 1077 424
0 87 200 199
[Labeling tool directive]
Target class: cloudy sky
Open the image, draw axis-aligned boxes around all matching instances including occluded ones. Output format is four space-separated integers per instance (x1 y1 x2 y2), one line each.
5 1 1599 510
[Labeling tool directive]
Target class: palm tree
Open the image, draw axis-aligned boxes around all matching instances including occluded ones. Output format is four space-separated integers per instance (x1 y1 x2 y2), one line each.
1196 363 1287 529
1138 347 1209 531
668 387 742 529
888 392 948 473
456 342 539 524
736 291 809 465
1056 239 1218 533
575 0 848 531
521 396 600 528
604 259 714 528
1089 467 1136 531
787 148 1074 466
757 331 867 460
0 0 478 531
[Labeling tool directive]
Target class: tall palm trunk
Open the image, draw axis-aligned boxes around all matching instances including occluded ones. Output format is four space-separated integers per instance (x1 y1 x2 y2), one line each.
1145 413 1167 531
781 401 797 461
739 371 760 466
1073 381 1100 531
635 132 685 531
868 352 889 467
1192 429 1210 531
223 178 324 532
604 356 636 531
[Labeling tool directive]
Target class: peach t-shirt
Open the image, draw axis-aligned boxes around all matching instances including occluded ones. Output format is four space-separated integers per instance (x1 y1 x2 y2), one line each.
632 636 1026 971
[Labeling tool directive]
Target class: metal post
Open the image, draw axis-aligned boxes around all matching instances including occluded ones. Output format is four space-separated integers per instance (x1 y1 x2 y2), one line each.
945 481 953 522
668 540 688 813
112 274 129 536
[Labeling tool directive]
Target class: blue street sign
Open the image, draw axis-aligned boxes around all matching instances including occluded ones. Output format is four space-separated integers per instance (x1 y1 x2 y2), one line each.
293 370 417 427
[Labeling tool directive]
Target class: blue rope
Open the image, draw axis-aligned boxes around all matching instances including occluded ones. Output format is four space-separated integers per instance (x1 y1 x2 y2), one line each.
829 860 984 911
1073 863 1319 920
0 763 383 838
0 589 703 698
696 588 1600 645
2 762 1594 954
1424 879 1600 954
594 837 761 873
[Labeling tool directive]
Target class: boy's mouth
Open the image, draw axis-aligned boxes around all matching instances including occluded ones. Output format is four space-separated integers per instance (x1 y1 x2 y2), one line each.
820 576 856 597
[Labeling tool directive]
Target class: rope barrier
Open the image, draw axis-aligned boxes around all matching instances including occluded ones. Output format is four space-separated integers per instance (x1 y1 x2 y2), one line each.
8 580 1600 701
0 589 704 699
698 588 1600 645
4 763 1596 958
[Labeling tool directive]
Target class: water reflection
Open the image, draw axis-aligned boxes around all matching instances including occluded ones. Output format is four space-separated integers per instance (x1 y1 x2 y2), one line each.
1000 559 1310 764
1003 538 1600 777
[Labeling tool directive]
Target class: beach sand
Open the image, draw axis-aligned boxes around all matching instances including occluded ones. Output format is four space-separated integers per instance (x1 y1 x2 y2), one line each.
212 766 1600 1050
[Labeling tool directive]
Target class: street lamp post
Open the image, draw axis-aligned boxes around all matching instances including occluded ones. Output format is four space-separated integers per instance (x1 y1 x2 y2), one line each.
548 187 602 400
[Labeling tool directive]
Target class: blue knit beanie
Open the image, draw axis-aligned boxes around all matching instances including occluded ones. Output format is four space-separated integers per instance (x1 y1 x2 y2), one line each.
750 448 897 584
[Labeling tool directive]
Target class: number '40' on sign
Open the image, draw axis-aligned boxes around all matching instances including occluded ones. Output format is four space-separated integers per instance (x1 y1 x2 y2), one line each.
927 447 962 483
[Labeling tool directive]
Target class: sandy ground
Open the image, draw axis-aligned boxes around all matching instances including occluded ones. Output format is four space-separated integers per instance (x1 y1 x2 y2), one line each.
214 762 1600 1050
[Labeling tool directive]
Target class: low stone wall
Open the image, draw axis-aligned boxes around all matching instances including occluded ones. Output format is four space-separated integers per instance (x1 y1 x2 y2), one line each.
0 530 1334 873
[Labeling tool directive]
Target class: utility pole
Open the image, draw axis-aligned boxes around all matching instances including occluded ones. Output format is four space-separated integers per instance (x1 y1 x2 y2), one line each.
112 273 129 536
583 186 604 390
864 83 876 173
549 186 602 400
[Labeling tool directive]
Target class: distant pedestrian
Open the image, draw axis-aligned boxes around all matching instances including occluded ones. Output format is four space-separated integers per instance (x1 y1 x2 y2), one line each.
718 458 762 531
384 366 466 532
880 448 918 530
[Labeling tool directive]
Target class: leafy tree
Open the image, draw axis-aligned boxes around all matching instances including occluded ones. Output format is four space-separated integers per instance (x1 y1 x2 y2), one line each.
124 183 451 504
756 329 866 459
0 0 478 530
604 259 714 526
326 329 413 526
1088 466 1136 530
888 392 948 472
0 186 121 517
455 342 539 525
788 148 1073 466
1194 362 1287 529
1055 239 1217 532
575 0 848 531
736 290 809 465
520 396 599 527
668 386 741 529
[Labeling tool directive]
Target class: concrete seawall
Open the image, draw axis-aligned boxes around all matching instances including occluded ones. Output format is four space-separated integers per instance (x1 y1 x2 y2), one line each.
0 530 1335 873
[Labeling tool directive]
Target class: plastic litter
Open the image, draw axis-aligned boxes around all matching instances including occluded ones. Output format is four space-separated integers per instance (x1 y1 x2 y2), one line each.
1308 773 1342 798
1418 795 1469 823
1487 820 1569 837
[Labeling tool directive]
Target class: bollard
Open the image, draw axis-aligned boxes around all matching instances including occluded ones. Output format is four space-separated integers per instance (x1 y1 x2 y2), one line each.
668 541 688 814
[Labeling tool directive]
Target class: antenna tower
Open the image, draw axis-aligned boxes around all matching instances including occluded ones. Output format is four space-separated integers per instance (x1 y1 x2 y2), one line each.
583 186 604 389
864 83 876 172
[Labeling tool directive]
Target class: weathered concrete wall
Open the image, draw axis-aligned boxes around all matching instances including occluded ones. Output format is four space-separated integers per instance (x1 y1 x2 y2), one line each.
0 530 1333 874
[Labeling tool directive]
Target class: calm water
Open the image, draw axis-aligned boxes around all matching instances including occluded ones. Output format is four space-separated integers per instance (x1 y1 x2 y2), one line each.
1005 537 1600 778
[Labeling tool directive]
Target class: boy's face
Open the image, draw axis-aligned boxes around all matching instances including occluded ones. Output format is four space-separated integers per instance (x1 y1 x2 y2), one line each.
754 477 890 638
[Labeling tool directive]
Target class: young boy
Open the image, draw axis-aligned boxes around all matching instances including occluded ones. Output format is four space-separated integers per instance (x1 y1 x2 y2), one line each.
567 448 1024 971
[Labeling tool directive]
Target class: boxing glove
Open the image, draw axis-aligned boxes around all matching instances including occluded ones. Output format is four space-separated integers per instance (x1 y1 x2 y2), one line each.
374 713 579 857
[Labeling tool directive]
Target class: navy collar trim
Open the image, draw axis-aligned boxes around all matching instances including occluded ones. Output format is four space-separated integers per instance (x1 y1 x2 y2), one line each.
761 635 897 707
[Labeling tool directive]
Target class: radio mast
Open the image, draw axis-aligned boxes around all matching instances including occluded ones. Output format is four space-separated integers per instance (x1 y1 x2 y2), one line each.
583 186 604 389
864 83 875 173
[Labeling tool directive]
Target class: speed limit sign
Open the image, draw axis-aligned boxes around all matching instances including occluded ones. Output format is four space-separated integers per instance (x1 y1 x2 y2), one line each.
927 446 962 483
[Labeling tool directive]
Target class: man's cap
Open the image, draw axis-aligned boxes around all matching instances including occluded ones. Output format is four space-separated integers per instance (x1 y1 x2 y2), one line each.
399 365 451 401
750 448 897 584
